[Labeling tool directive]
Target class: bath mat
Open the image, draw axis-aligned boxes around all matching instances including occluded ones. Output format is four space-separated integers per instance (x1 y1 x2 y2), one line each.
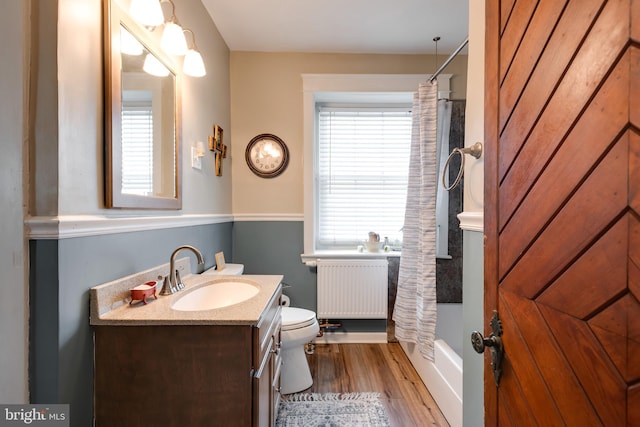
276 392 391 427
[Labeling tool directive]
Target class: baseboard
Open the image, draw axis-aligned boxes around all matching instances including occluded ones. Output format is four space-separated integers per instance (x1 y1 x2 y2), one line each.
314 332 387 344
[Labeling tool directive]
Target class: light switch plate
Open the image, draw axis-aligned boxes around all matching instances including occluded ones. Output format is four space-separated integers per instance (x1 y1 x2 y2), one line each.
191 147 202 170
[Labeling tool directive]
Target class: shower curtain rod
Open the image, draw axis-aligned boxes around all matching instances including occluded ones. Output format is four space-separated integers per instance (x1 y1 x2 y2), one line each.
429 36 469 83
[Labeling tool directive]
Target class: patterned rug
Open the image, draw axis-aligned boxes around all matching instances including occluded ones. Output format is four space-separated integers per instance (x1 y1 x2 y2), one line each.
276 392 391 427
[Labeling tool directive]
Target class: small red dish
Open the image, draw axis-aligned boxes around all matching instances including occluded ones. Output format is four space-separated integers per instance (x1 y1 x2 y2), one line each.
130 281 158 305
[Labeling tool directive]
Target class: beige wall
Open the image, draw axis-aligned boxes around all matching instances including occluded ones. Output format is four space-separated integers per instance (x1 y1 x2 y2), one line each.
230 52 468 215
44 0 232 217
464 1 485 213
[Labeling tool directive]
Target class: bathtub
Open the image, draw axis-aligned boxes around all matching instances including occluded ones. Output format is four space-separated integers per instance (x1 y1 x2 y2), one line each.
399 303 462 427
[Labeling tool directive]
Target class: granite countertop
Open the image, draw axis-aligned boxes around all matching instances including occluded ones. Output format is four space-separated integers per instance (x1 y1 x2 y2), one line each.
90 262 283 326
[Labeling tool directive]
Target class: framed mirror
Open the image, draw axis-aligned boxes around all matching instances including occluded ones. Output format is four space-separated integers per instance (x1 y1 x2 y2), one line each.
104 0 182 209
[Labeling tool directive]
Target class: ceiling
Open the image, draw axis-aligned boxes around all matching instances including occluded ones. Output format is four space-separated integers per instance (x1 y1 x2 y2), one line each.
200 0 469 55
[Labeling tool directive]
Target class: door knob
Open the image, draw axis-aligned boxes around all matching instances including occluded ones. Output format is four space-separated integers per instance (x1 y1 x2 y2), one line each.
471 331 501 353
472 310 504 385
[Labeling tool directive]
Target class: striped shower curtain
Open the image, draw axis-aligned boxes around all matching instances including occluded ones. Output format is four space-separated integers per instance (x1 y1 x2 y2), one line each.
392 82 438 360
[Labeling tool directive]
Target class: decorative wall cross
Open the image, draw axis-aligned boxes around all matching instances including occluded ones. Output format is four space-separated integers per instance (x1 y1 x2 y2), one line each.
208 124 227 176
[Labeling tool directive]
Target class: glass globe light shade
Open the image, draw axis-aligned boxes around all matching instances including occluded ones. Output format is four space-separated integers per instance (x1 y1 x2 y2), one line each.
183 49 206 77
143 53 170 77
161 21 188 56
129 0 164 27
120 28 143 56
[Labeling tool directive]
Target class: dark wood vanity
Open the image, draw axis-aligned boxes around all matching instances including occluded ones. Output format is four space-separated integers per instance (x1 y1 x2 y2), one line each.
93 283 282 426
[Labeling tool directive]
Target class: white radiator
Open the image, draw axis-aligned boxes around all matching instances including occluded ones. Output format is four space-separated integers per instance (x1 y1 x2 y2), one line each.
317 259 388 319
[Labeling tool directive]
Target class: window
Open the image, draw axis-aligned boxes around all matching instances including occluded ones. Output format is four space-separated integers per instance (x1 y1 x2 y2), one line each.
316 106 412 249
121 91 154 195
301 74 441 257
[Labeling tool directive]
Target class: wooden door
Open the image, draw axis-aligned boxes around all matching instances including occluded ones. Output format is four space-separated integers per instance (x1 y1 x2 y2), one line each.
484 0 639 425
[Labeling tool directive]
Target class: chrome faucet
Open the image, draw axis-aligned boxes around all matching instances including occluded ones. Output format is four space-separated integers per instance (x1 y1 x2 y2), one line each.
160 245 205 295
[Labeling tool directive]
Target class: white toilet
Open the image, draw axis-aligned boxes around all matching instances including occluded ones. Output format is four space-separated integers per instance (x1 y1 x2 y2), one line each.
280 306 319 394
202 263 246 276
204 263 319 394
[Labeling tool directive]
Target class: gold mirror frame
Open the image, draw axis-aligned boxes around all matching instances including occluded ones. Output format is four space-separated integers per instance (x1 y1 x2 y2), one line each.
104 0 182 209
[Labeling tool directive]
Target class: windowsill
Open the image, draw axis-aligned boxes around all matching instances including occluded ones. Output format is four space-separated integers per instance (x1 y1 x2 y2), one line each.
301 250 453 266
301 250 401 266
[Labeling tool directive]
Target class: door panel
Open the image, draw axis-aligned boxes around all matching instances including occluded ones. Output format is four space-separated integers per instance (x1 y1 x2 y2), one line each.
630 384 640 425
498 0 538 82
539 303 627 425
484 0 639 425
501 290 601 426
501 138 629 296
498 0 608 182
498 292 565 426
536 218 629 318
499 55 631 267
499 0 566 116
500 0 628 229
500 0 515 35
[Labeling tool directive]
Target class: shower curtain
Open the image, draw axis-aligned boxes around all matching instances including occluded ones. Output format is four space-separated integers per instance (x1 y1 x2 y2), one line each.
393 82 438 360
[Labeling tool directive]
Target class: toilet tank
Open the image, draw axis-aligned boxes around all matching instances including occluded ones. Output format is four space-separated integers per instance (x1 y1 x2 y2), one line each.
202 264 244 276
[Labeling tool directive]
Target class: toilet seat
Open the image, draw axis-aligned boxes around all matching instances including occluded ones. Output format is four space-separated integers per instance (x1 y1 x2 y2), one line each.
281 307 317 331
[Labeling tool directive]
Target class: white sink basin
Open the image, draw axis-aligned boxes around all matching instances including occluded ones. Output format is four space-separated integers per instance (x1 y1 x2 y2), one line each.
171 280 260 311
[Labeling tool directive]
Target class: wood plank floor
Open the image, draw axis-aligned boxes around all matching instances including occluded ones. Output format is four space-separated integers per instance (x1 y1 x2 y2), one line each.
301 343 450 426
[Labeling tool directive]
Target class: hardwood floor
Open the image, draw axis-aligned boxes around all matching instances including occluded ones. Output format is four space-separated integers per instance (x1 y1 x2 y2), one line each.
301 343 450 426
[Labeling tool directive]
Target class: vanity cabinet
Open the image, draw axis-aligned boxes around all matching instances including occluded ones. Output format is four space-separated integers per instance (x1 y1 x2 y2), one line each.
253 289 282 426
93 286 282 427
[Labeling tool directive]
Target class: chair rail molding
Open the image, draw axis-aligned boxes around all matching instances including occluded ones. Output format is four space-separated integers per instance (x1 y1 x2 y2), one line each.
457 211 483 232
232 213 304 222
25 214 233 239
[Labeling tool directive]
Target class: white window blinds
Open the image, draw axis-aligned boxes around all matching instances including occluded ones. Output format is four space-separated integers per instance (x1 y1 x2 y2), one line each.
316 107 412 248
121 104 154 195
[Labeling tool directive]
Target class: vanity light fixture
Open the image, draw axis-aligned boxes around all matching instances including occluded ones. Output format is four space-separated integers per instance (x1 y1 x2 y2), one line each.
129 0 205 74
160 0 188 56
142 53 170 76
129 0 164 27
182 29 206 77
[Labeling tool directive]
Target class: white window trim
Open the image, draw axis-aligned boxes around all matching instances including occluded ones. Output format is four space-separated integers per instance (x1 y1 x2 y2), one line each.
301 74 451 263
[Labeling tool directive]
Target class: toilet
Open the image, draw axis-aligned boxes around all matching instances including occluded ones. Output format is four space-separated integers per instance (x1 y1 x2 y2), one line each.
280 306 319 394
201 263 245 276
205 263 319 394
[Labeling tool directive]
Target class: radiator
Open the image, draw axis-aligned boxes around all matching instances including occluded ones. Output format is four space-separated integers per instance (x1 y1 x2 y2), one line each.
317 259 388 319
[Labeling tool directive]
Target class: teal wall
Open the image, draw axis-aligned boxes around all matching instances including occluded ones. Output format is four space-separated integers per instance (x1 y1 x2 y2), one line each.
462 229 484 426
29 222 232 427
232 221 387 333
232 221 316 310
